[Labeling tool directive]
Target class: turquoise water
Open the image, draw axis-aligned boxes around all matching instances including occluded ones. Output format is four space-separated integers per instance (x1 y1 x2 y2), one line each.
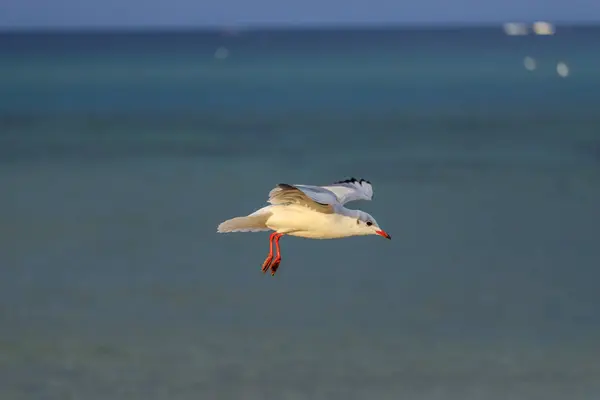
1 27 600 399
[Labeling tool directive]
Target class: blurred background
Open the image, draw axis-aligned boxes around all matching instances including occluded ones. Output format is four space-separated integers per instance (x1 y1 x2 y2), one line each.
2 1 600 399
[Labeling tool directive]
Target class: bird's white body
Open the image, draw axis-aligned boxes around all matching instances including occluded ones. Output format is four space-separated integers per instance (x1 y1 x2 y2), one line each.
254 204 361 239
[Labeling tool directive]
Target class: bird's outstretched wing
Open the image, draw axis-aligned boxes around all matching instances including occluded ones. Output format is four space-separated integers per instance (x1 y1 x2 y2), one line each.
268 184 336 214
296 178 373 205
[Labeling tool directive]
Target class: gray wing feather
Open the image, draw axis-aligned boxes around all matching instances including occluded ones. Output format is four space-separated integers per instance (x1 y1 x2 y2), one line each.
320 178 373 204
268 184 335 214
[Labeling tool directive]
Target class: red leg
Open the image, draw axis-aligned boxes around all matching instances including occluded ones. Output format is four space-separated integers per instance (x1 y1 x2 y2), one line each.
270 234 284 276
261 232 278 273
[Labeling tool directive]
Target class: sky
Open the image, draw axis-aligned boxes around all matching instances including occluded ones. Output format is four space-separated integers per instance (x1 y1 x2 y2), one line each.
2 0 600 29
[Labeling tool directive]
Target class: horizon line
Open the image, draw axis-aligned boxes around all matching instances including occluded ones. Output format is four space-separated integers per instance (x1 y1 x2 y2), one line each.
1 20 600 33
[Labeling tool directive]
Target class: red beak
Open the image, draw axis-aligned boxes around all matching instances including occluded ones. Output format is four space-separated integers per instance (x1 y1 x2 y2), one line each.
375 230 392 240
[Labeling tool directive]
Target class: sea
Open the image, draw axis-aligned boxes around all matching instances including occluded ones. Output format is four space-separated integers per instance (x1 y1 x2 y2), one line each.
1 25 600 399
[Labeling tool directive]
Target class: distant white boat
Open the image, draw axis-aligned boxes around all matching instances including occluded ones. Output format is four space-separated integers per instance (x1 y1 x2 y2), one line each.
503 22 528 36
532 21 555 35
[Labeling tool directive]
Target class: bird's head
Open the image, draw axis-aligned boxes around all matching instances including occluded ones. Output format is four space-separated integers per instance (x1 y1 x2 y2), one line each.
352 210 391 240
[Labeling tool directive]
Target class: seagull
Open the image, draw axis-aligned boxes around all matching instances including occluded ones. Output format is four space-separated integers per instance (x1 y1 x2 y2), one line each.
217 178 391 276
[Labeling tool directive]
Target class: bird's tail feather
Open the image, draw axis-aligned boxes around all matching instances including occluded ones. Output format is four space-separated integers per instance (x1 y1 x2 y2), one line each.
217 213 271 233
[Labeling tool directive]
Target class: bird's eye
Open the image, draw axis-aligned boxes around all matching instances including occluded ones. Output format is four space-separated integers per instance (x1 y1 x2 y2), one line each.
366 221 373 226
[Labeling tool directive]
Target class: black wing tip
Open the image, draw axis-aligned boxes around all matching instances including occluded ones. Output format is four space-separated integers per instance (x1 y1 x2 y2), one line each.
277 183 295 189
334 177 371 185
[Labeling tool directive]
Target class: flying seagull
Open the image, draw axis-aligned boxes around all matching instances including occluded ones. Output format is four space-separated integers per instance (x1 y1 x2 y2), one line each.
217 178 391 276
